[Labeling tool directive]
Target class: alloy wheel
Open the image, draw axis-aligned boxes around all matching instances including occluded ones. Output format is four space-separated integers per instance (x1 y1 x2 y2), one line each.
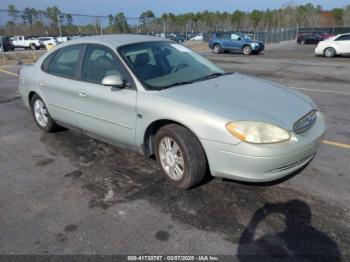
158 136 185 181
33 99 48 127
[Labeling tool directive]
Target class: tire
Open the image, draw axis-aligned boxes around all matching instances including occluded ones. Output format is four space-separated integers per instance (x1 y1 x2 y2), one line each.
324 47 336 58
301 40 306 45
155 124 207 189
213 44 222 54
30 94 58 132
243 45 252 55
30 44 36 50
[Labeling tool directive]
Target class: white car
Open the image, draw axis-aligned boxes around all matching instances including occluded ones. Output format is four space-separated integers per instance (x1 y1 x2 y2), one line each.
56 36 70 43
190 34 203 41
315 33 350 57
38 37 58 49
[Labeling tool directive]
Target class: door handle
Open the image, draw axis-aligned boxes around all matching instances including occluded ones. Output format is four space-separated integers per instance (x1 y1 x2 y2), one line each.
78 92 88 98
39 81 47 87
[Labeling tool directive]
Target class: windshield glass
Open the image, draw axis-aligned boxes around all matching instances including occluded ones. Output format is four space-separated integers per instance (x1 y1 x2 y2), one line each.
118 41 225 90
242 34 252 41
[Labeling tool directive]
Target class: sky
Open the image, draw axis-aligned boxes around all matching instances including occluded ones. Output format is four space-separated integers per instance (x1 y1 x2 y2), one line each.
1 0 349 18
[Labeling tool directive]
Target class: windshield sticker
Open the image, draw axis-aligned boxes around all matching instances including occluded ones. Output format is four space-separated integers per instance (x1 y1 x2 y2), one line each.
171 44 192 52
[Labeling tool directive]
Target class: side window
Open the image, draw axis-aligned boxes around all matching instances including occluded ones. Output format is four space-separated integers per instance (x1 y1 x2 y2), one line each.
335 35 350 41
81 45 123 83
48 45 82 78
41 52 56 72
231 34 240 40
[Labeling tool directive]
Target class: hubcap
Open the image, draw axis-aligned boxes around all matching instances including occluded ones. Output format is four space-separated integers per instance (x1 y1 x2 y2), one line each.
159 136 185 181
325 49 333 57
214 45 220 53
33 99 48 127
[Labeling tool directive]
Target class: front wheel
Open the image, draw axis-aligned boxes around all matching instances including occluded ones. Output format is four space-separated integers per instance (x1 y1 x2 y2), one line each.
30 44 36 50
155 124 207 189
30 94 58 132
243 45 252 55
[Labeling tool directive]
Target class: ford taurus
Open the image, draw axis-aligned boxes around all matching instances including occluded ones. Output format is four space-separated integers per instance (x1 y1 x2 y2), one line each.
18 34 326 189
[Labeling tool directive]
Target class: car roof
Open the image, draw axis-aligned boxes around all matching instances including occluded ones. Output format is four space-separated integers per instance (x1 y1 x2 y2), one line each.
62 34 170 47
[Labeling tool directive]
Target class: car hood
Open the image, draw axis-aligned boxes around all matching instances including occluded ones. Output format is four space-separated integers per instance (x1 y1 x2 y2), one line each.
158 74 315 131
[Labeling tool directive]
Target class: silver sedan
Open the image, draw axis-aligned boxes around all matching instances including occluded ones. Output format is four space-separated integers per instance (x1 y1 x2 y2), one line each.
18 34 326 189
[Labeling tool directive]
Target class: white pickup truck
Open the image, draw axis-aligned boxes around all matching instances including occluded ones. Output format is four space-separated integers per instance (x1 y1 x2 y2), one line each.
10 36 41 50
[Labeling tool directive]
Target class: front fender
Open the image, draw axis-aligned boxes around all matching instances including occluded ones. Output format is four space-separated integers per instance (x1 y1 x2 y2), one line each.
135 91 241 149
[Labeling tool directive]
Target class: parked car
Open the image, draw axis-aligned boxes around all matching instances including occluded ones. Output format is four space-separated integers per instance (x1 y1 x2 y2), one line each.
168 33 185 43
0 36 14 52
189 33 203 41
56 36 70 43
11 35 41 50
315 33 350 58
18 35 326 189
297 31 334 44
297 33 324 45
38 37 58 49
209 32 264 55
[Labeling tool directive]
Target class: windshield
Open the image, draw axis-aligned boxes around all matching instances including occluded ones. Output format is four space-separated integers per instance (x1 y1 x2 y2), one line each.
242 34 252 41
118 41 225 90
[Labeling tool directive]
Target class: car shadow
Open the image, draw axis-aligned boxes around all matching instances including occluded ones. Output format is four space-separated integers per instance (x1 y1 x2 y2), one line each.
237 200 341 262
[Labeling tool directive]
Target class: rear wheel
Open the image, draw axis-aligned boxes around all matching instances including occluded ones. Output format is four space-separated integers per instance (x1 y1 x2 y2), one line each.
30 94 58 132
243 45 252 55
213 44 222 54
301 40 306 45
324 47 336 58
155 124 207 189
30 44 36 50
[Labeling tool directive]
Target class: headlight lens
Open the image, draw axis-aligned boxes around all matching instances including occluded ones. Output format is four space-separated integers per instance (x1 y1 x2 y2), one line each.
226 121 290 144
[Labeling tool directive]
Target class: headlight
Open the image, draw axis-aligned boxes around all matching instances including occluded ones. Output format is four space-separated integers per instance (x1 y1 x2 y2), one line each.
226 121 290 144
251 42 259 48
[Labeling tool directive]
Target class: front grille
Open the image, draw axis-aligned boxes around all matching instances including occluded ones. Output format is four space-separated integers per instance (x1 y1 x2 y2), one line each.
293 110 317 134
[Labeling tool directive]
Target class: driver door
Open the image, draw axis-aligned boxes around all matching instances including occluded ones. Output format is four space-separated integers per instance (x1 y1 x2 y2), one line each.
75 44 137 147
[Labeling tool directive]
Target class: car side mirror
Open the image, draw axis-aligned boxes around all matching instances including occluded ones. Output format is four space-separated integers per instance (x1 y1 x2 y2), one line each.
101 75 125 88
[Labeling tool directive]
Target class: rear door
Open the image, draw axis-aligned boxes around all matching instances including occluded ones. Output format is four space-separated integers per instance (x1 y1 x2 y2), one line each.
218 33 232 49
74 44 137 147
40 44 84 126
230 33 243 50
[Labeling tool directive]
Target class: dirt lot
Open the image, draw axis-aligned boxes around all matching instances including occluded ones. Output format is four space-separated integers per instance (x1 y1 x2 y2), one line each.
0 41 350 260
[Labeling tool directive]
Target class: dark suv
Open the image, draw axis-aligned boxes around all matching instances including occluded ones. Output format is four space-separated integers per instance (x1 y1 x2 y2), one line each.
209 32 265 55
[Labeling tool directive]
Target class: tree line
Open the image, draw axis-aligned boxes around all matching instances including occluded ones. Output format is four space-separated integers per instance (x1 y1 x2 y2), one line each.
1 3 350 36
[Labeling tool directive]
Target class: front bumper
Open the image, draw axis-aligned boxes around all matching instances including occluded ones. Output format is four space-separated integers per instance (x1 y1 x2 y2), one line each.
201 112 326 182
315 47 324 55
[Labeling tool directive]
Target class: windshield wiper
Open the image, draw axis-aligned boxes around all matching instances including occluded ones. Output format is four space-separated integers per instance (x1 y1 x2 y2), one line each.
198 72 233 80
160 80 198 89
156 72 233 90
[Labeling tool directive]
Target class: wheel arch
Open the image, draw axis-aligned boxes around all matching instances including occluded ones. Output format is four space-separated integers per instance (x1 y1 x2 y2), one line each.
28 91 37 103
142 119 207 160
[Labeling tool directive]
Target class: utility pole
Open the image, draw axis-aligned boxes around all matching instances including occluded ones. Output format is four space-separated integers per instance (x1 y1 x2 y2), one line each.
163 21 166 37
99 18 103 34
57 14 62 37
